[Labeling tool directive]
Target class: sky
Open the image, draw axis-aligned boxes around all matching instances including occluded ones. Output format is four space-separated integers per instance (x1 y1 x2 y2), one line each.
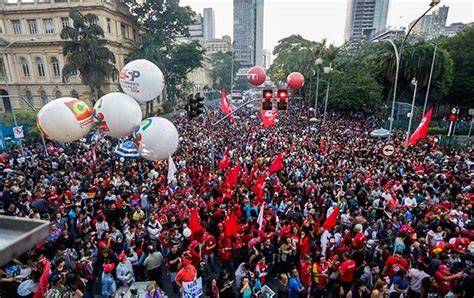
180 0 473 52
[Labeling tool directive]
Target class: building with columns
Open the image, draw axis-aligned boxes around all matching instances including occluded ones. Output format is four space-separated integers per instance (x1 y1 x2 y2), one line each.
0 0 139 114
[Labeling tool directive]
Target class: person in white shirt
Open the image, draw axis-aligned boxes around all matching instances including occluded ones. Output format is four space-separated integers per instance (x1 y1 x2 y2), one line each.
403 195 417 209
408 263 429 296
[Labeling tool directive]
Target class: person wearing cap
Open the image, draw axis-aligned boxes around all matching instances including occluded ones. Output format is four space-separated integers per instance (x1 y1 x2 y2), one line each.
175 258 197 291
434 264 463 297
116 252 134 286
101 263 116 298
202 231 217 271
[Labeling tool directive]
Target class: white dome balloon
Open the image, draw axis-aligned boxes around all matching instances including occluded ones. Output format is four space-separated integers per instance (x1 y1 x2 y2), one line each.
132 117 179 161
183 228 192 238
37 97 93 142
119 59 165 102
93 92 142 138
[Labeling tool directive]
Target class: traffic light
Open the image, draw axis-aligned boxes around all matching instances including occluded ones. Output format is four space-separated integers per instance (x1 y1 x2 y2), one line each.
188 93 205 119
277 89 288 111
262 89 273 111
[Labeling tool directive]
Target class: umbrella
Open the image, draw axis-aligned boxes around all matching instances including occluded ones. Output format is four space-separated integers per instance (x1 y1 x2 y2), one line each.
370 128 390 138
309 117 318 122
114 141 140 159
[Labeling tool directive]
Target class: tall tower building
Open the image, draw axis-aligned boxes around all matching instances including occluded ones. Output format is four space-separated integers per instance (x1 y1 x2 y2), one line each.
233 0 264 67
203 8 215 42
344 0 390 42
409 5 449 39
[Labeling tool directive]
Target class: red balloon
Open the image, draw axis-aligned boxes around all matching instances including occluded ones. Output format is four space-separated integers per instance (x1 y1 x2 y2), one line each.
247 66 266 86
287 72 305 90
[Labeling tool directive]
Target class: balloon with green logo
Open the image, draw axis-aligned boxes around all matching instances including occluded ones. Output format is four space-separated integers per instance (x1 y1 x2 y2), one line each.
132 117 179 161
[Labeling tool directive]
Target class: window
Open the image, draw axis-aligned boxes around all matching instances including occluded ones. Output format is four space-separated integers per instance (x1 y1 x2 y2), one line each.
132 29 137 41
55 90 62 98
11 20 22 34
0 58 4 79
35 57 45 77
27 19 37 34
20 57 30 77
106 18 111 33
40 90 48 105
51 57 60 77
43 18 54 34
26 90 33 104
60 17 69 29
71 89 79 98
120 23 126 37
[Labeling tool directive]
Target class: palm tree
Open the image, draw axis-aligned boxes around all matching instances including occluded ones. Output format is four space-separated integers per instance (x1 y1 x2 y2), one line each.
302 39 326 108
321 43 339 125
61 10 117 104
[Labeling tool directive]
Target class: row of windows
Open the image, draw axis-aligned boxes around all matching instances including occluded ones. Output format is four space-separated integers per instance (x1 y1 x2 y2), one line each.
10 17 137 40
19 56 61 78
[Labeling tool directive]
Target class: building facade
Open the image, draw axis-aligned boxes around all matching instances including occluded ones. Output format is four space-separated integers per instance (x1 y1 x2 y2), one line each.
344 0 390 42
371 27 405 41
205 35 232 54
203 8 215 43
233 0 264 67
443 22 473 37
262 49 271 70
410 5 449 39
0 0 139 114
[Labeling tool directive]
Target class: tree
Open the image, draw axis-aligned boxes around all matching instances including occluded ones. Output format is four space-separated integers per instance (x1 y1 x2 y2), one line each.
209 51 240 91
441 26 474 108
328 71 383 112
61 10 117 103
2 109 40 141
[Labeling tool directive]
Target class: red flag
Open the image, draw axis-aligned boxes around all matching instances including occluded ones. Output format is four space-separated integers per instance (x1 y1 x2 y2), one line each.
268 153 283 176
33 259 51 298
313 214 323 235
322 205 340 231
225 212 239 237
218 148 231 170
407 108 433 145
225 163 241 189
260 109 277 127
221 89 236 123
188 209 202 234
253 174 267 204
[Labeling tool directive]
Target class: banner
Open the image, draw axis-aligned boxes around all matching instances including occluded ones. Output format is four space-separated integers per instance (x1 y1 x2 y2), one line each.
407 108 433 145
182 277 203 298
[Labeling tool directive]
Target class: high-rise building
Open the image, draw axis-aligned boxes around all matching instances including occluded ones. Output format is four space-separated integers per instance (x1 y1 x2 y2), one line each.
443 22 473 37
262 49 272 70
371 27 405 41
185 13 205 46
203 8 215 42
409 5 449 39
233 0 264 67
344 0 390 42
0 0 139 114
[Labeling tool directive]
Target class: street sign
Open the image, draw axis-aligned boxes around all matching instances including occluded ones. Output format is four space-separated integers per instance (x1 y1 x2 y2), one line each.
468 109 474 116
382 144 395 157
13 126 24 139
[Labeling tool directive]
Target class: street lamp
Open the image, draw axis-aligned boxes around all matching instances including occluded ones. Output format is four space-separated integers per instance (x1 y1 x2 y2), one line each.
322 63 333 126
406 77 418 143
403 0 441 47
376 39 400 136
2 37 40 156
422 43 437 116
314 57 323 117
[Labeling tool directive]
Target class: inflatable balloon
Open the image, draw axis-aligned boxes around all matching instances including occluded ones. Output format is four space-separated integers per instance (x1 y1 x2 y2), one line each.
287 72 305 90
247 66 266 86
119 59 165 102
37 97 93 142
133 117 179 161
93 92 142 138
183 228 192 238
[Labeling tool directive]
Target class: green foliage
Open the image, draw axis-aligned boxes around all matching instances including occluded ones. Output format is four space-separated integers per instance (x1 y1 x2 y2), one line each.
2 109 40 140
209 51 240 91
328 71 383 112
441 26 474 108
61 10 117 102
125 0 202 100
428 127 447 135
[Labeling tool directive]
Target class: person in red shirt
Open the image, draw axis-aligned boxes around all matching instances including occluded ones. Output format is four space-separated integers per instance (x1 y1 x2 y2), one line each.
312 255 329 298
175 258 197 291
255 257 268 284
383 251 410 280
299 230 311 257
352 232 367 250
339 254 356 296
434 264 463 296
202 232 216 271
218 234 233 274
300 255 313 289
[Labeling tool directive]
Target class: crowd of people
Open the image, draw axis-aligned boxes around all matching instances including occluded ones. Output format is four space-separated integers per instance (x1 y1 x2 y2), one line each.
0 106 472 298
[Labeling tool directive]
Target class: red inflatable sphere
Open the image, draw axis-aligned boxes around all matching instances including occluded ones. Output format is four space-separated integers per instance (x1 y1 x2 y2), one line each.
247 66 266 86
287 72 305 90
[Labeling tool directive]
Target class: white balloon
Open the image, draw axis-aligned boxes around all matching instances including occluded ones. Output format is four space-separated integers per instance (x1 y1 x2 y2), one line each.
119 59 165 102
37 97 93 142
183 228 192 238
132 117 179 161
93 92 142 138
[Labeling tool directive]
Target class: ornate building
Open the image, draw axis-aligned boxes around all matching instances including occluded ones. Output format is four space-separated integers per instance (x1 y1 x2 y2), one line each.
0 0 139 114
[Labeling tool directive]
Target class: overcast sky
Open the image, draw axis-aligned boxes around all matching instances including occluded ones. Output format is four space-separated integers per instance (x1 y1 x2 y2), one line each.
181 0 473 52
